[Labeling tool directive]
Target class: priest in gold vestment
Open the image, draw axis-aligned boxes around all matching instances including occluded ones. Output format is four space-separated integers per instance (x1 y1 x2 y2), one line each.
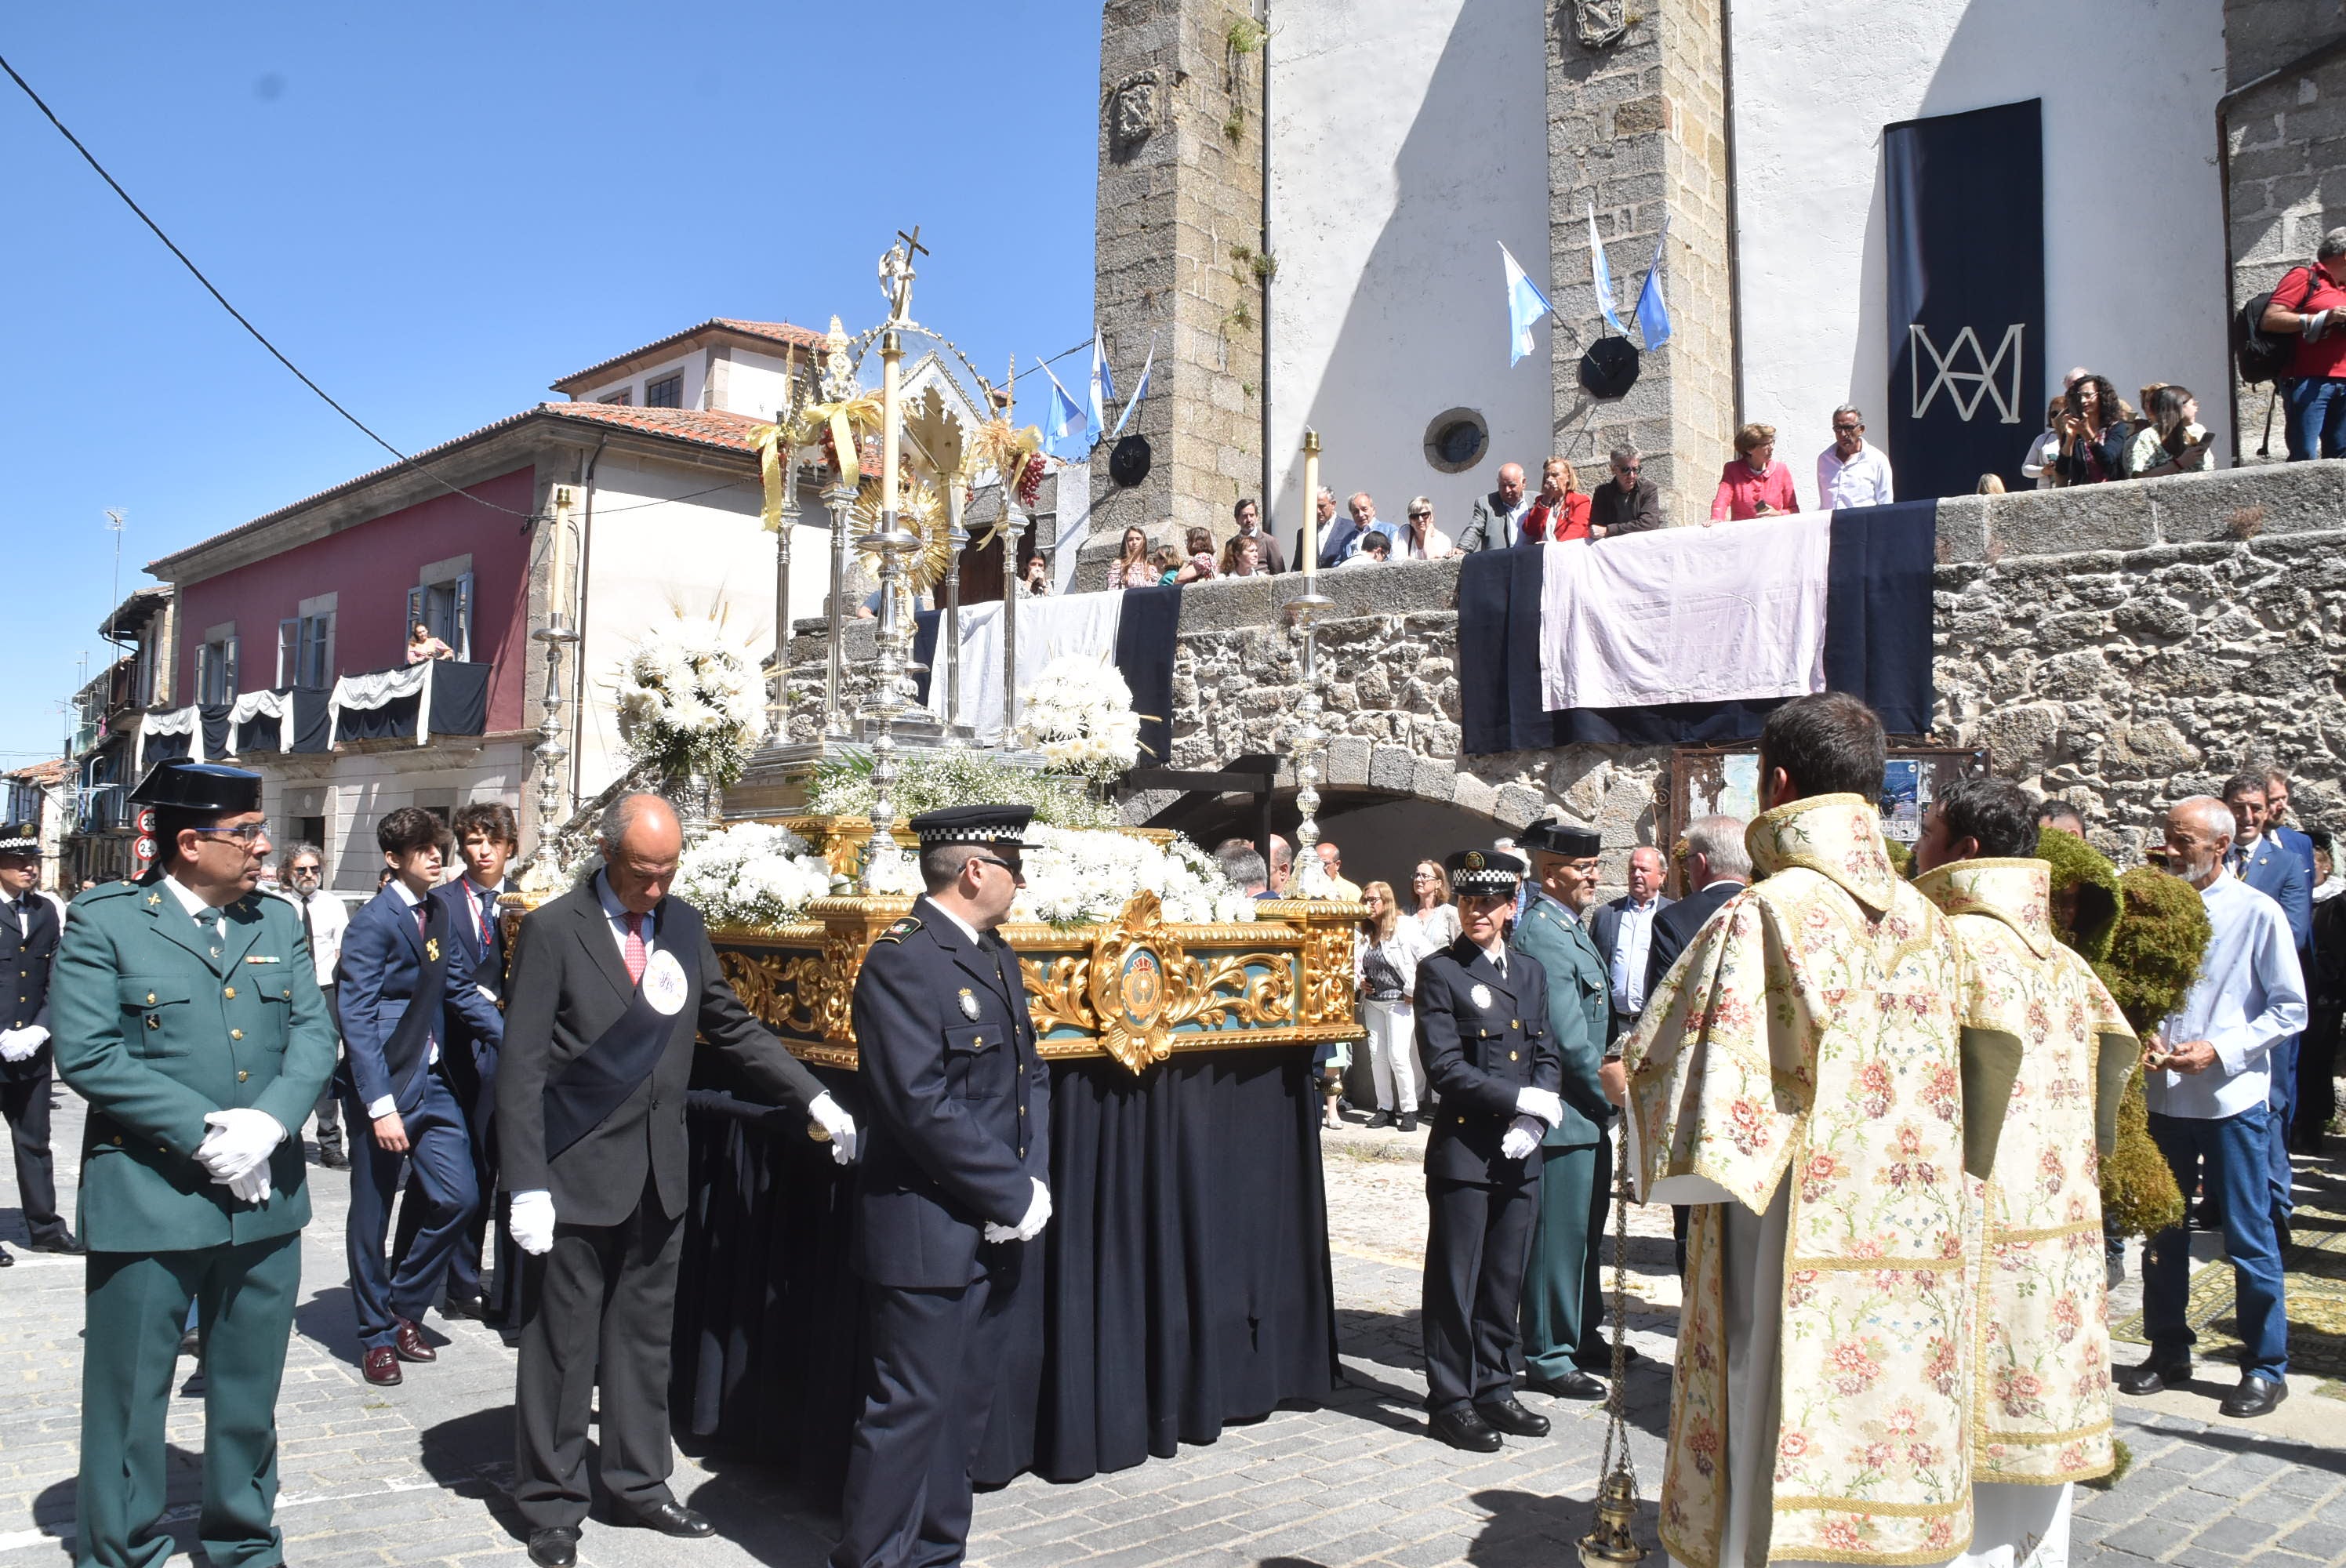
1618 695 1971 1568
1914 777 2137 1568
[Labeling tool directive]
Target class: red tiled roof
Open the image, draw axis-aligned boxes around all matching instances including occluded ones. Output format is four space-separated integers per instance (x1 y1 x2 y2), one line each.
148 404 772 575
6 759 68 786
550 318 831 394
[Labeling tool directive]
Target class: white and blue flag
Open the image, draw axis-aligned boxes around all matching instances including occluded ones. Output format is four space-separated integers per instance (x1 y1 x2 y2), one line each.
1088 336 1117 441
1041 360 1087 452
1634 215 1672 350
1586 201 1626 336
1111 332 1156 437
1499 242 1552 368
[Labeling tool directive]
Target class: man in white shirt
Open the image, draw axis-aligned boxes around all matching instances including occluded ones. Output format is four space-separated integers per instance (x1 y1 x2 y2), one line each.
274 844 349 1168
1814 405 1896 510
1589 847 1672 1043
2119 796 2306 1419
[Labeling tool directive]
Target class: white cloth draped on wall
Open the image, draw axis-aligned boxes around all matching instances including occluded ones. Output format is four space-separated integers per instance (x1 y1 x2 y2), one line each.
929 593 1124 745
1538 516 1831 712
329 662 434 746
228 689 291 753
136 707 202 772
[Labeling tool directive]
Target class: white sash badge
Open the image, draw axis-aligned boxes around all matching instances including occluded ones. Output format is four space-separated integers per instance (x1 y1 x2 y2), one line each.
642 949 689 1016
1469 983 1493 1011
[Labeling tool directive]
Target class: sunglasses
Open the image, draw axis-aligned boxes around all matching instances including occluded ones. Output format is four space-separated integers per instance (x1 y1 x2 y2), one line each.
969 853 1025 877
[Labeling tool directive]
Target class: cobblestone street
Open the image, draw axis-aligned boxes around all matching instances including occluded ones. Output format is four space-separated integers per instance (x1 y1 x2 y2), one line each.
3 1089 2342 1568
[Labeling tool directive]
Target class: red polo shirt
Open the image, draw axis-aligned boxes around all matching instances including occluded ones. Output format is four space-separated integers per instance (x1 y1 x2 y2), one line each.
2279 263 2346 379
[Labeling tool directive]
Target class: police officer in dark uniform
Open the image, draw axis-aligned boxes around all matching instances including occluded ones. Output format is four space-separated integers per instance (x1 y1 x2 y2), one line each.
1416 848 1565 1451
49 760 337 1568
833 804 1051 1568
0 818 78 1263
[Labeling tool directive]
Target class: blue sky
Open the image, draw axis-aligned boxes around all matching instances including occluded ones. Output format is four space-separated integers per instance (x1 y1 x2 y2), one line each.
0 4 1101 761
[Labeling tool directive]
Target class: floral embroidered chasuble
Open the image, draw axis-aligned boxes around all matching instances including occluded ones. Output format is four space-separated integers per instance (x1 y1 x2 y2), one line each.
1623 796 1969 1567
1913 858 2136 1486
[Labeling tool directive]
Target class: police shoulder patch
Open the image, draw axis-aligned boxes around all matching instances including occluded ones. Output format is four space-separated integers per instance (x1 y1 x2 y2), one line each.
874 914 924 946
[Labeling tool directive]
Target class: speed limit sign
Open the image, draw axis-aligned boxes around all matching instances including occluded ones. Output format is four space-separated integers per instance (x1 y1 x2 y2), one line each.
135 807 156 835
132 835 158 873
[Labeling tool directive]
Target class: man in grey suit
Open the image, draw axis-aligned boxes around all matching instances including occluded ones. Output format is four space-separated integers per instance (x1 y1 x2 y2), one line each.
1457 463 1531 552
497 794 860 1567
1586 846 1673 1044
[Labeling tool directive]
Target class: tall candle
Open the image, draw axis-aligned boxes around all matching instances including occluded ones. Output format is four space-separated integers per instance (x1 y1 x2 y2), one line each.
1301 428 1321 578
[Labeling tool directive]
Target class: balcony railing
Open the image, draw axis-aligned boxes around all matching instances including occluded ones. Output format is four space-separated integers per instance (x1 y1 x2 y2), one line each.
133 659 491 771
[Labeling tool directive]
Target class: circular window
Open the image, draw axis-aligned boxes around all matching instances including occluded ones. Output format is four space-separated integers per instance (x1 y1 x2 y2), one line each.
1422 408 1490 474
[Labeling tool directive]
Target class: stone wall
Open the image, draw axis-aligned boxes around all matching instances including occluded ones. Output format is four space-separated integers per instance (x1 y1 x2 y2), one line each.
1545 0 1737 528
1089 0 1267 565
2221 0 2346 463
786 462 2346 873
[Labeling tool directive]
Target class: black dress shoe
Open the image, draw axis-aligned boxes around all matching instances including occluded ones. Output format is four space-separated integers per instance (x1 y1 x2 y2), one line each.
527 1527 579 1568
442 1292 490 1321
1397 1112 1420 1133
2220 1374 2288 1418
1364 1109 1395 1129
614 1500 714 1538
1475 1396 1551 1437
1528 1367 1609 1399
319 1146 350 1170
1428 1406 1504 1452
1575 1341 1641 1373
29 1232 84 1255
2114 1359 2190 1396
0 1243 13 1268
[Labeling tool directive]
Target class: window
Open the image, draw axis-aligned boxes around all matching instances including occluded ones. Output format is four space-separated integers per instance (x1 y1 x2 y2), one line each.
405 572 474 661
285 786 325 851
196 635 239 705
277 613 335 688
599 388 632 406
645 373 684 408
1422 408 1490 474
130 636 155 708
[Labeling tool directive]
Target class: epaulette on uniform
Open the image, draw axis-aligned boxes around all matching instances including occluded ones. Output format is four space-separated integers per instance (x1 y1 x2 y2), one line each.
873 914 924 946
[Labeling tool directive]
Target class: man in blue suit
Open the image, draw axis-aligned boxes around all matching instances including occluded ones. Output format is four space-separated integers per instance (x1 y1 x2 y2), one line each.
336 806 504 1386
391 800 516 1320
2223 771 2312 1240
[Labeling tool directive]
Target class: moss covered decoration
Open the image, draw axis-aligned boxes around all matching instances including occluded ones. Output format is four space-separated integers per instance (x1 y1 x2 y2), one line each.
2036 837 2207 1240
1883 837 1914 880
2036 827 2120 964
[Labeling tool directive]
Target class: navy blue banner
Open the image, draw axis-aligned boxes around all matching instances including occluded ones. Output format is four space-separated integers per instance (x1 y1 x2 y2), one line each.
1459 503 1937 755
1884 100 2044 499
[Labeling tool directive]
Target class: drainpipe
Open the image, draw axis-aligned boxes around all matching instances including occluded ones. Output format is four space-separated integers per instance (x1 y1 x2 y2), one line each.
1258 0 1275 543
567 434 607 808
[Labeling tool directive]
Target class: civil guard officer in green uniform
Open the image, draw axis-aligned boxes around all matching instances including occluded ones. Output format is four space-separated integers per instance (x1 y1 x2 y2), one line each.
1507 818 1616 1400
50 760 337 1568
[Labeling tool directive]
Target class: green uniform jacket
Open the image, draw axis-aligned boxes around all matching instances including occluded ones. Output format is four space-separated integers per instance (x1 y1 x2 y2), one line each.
1509 891 1611 1146
50 877 338 1253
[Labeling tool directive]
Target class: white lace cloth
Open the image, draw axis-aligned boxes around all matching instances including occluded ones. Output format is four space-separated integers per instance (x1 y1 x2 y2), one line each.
928 593 1124 746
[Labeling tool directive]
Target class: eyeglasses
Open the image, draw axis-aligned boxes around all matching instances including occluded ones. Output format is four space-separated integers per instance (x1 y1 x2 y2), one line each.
969 853 1024 878
189 822 270 844
1833 423 1862 434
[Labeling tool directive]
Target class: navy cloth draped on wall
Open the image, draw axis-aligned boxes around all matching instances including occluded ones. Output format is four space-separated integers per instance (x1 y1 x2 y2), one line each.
1458 502 1938 753
1884 99 2045 499
670 1047 1336 1498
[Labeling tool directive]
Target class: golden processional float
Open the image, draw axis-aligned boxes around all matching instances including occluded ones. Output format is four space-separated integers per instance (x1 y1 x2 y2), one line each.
507 230 1368 1494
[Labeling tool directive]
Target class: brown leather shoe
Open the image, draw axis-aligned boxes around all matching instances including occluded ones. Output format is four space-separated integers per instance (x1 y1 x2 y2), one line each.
363 1345 403 1386
391 1318 438 1363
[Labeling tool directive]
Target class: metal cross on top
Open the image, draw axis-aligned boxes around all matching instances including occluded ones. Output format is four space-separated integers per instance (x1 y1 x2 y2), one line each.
878 224 926 325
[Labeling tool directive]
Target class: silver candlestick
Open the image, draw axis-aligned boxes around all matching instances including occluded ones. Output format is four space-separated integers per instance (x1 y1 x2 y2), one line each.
1000 490 1027 747
531 615 580 844
822 477 856 740
1284 586 1335 897
766 482 799 746
943 483 969 748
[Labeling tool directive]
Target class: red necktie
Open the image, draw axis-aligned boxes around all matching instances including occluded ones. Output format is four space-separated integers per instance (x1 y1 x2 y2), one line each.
623 912 648 986
416 904 429 947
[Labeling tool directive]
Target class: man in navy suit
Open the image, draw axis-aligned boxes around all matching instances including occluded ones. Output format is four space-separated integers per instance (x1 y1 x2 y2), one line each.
336 806 503 1386
2265 768 2319 896
0 821 78 1263
1587 847 1674 1046
2223 771 2312 1238
391 801 516 1320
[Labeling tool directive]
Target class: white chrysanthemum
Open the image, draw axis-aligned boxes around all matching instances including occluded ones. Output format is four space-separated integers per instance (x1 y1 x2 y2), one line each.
1015 655 1142 784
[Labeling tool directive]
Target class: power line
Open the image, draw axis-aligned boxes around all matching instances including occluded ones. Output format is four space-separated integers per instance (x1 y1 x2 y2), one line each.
0 51 536 518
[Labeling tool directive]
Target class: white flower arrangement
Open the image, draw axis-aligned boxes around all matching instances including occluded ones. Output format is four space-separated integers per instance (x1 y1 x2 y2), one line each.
674 822 840 929
1011 826 1256 929
612 612 768 787
1016 655 1145 784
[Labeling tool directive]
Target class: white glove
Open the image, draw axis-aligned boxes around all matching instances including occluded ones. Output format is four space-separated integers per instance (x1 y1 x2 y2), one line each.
985 1178 1052 1244
227 1163 272 1206
196 1109 286 1184
510 1189 557 1255
1515 1087 1564 1129
1500 1115 1543 1161
2306 308 2335 342
808 1091 859 1166
0 1025 49 1062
